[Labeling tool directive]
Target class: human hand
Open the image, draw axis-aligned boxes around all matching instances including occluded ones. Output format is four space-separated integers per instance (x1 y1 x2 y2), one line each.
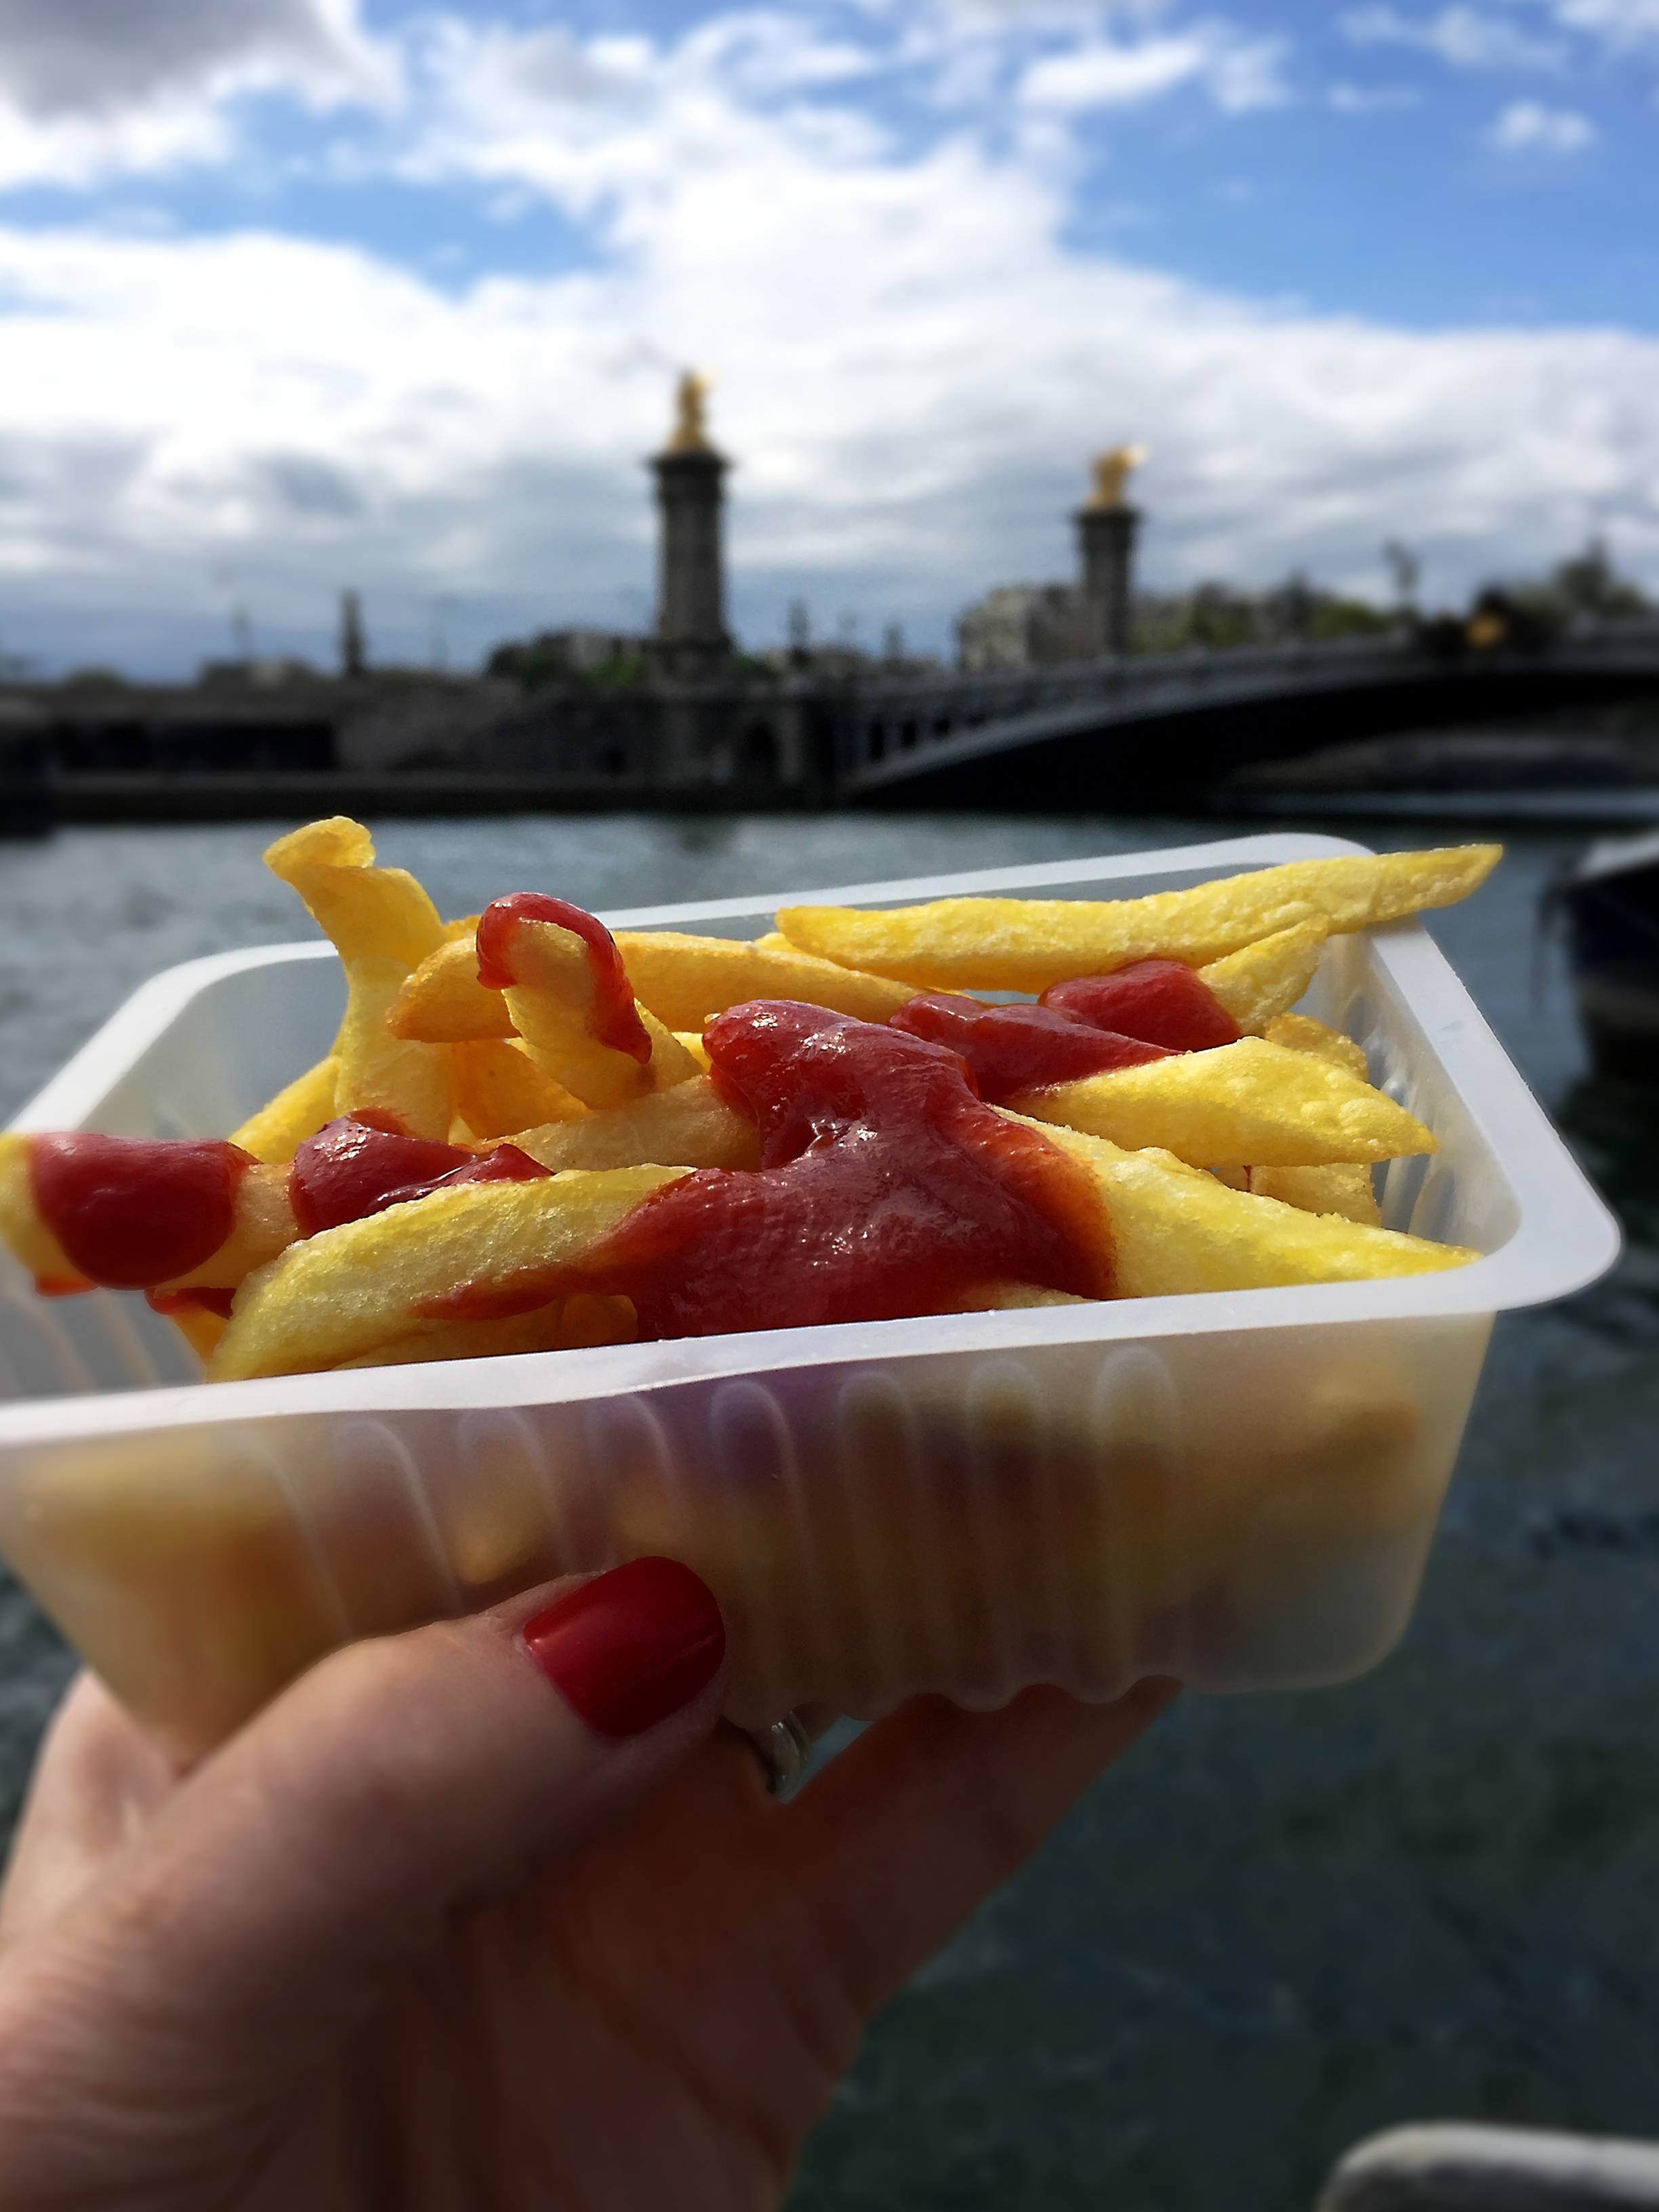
0 1559 1174 2210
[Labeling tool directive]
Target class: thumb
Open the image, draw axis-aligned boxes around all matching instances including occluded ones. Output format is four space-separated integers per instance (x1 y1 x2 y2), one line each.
0 1559 725 2156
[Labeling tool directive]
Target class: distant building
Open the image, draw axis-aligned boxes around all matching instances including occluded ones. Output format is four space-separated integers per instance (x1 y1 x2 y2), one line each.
957 584 1088 672
485 628 640 687
956 447 1144 670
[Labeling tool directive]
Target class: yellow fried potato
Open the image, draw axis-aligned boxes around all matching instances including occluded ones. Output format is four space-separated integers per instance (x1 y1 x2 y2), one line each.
776 845 1500 990
388 937 514 1044
1265 1011 1370 1082
333 956 456 1143
512 1076 760 1173
496 915 699 1110
333 1292 637 1369
0 1133 81 1287
1199 914 1331 1033
228 1054 340 1164
1004 1114 1475 1293
1010 1035 1435 1168
210 1166 687 1380
163 1305 228 1364
0 1139 298 1294
161 1164 297 1290
1246 1015 1380 1223
264 818 445 970
614 930 917 1031
1250 1164 1382 1229
452 1039 586 1141
264 819 454 1138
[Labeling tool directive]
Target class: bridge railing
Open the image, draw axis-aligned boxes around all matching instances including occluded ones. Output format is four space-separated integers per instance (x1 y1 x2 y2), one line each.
830 632 1418 780
829 616 1659 785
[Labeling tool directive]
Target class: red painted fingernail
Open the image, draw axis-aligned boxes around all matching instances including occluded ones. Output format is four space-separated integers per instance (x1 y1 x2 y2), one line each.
522 1558 726 1740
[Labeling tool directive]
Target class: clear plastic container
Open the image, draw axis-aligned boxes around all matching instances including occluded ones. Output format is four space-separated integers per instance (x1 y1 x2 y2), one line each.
0 835 1620 1762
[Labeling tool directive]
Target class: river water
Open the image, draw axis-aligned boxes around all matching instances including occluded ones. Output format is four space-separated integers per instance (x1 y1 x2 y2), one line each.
1 811 1656 2211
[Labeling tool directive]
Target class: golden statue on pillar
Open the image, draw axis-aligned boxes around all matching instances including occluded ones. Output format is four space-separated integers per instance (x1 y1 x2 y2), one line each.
665 370 716 455
1086 444 1147 511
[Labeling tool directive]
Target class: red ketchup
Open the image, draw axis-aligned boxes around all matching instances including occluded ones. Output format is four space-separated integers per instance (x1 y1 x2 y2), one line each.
289 1115 548 1238
1042 960 1240 1052
30 1133 253 1290
147 1286 237 1322
475 894 651 1063
889 993 1172 1102
422 1002 1113 1339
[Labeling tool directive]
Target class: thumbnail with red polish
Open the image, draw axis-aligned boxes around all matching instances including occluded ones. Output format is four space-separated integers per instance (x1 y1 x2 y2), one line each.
522 1557 726 1739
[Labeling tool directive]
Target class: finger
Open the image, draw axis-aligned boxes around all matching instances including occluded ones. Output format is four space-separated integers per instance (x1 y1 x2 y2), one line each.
785 1678 1177 2018
0 1560 726 2152
0 1675 177 1948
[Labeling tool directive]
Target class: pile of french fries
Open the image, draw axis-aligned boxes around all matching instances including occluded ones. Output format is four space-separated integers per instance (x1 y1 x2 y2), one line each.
0 821 1500 1382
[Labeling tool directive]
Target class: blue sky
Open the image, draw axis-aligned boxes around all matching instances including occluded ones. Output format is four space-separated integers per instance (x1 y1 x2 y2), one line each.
0 0 1652 675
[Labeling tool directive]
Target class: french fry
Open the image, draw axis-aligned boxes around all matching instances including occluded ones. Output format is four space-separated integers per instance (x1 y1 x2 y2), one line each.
388 938 514 1044
1249 1015 1381 1224
0 1138 296 1294
1265 1011 1369 1082
1250 1164 1381 1229
512 1077 760 1173
451 1040 586 1141
158 1166 297 1290
1199 914 1331 1033
1004 1114 1475 1294
165 1306 228 1364
210 1166 687 1380
264 818 445 970
392 928 844 1067
264 819 455 1140
1010 1035 1436 1168
613 930 918 1031
775 844 1500 990
332 956 456 1143
228 1055 340 1165
333 1292 636 1369
0 1134 81 1289
487 910 699 1110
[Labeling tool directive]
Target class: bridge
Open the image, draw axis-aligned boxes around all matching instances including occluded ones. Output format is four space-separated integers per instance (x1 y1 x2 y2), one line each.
827 622 1659 807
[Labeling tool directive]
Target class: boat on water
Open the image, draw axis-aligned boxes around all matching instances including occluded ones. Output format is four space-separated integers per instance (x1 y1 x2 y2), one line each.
1555 827 1659 1078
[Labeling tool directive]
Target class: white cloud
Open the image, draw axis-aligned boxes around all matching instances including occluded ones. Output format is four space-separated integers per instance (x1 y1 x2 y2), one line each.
1019 26 1290 112
0 0 385 117
1488 96 1597 146
1328 79 1424 108
0 5 1649 676
0 193 1653 672
0 0 395 187
1539 0 1659 50
1343 5 1567 68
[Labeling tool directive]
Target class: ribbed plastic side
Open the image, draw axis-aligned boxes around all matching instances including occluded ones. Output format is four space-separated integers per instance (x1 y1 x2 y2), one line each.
0 1314 1492 1763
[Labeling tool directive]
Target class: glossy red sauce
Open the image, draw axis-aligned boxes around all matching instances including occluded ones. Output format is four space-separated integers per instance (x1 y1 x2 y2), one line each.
889 993 1172 1101
424 1002 1112 1338
30 1134 253 1290
146 1286 237 1321
289 1115 549 1238
1042 960 1241 1052
475 894 651 1063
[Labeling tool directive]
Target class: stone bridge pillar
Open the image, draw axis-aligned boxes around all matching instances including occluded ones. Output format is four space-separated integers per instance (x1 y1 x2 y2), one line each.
1075 504 1140 657
1074 446 1144 657
651 372 731 680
